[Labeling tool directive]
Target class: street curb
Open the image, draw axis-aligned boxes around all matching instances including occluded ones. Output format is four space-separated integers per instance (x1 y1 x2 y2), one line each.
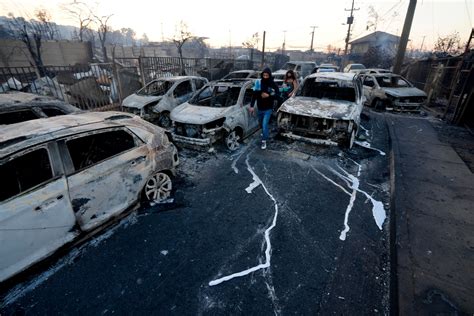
385 113 399 316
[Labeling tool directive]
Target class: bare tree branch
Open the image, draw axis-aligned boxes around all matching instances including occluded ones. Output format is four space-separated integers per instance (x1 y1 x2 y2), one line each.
61 1 93 41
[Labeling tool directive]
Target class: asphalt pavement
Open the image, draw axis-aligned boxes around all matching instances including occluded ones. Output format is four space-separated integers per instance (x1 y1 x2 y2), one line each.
386 113 474 315
2 110 473 315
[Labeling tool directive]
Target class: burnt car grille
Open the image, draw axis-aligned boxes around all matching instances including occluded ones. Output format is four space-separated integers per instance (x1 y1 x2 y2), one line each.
174 122 203 138
291 115 334 133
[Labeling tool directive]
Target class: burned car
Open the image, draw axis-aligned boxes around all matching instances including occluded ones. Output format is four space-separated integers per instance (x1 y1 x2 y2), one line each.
277 72 363 148
0 111 178 283
361 73 427 111
121 76 208 127
0 91 81 125
170 79 259 151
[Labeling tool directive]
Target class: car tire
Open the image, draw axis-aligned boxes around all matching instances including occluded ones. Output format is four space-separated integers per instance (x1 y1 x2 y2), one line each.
143 171 172 203
225 129 241 151
158 112 171 128
340 129 356 149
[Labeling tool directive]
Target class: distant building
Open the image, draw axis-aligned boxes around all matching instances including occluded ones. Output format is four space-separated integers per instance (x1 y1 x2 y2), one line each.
350 31 400 56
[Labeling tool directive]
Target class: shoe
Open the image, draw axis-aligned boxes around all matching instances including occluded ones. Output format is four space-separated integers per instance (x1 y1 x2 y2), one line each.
261 140 267 149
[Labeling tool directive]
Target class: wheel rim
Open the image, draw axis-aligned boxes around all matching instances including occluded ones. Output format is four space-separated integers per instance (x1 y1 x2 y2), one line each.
226 130 240 151
144 172 172 202
159 113 171 128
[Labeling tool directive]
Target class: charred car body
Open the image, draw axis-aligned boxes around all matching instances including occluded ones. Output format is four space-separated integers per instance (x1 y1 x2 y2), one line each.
0 92 81 125
171 79 259 151
277 72 363 148
0 111 178 283
121 76 208 127
361 73 427 111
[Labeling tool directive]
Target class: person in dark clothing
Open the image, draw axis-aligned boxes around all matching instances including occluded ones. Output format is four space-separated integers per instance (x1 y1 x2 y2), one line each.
249 67 280 149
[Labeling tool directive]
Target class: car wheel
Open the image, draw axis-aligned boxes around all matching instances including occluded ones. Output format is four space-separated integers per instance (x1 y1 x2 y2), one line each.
158 112 171 128
225 129 241 151
143 172 172 202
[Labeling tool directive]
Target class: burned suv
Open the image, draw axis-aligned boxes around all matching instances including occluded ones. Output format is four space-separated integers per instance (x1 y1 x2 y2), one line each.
277 72 363 148
170 79 259 151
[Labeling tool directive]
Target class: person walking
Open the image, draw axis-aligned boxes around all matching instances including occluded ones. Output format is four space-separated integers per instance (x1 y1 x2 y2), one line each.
249 67 280 150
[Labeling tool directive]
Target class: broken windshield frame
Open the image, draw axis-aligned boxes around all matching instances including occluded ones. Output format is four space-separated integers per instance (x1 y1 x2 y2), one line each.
189 85 241 108
298 79 356 102
375 75 411 88
137 80 173 96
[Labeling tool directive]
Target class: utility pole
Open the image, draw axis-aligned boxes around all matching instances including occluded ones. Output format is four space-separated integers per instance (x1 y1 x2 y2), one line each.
420 35 426 51
393 0 417 74
344 0 359 60
261 31 266 68
310 26 318 52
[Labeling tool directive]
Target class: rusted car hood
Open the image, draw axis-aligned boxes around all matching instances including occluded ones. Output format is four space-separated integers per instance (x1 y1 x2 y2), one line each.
278 97 360 120
122 94 162 109
382 87 427 98
171 104 232 125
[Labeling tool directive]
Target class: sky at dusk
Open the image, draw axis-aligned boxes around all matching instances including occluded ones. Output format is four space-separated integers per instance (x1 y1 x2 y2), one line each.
0 0 472 51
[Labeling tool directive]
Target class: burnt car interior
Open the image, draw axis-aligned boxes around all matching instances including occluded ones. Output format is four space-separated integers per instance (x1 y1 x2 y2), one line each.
1 148 53 202
191 86 241 108
375 76 410 88
300 80 356 102
0 109 39 125
66 130 136 171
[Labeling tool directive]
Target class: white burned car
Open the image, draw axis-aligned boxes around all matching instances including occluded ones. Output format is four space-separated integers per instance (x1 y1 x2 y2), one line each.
277 72 363 148
0 111 178 283
121 76 208 127
171 79 259 151
361 73 427 112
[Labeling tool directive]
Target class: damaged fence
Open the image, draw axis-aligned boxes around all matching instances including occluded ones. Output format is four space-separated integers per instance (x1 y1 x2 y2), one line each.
0 63 132 111
403 53 474 125
1 56 285 111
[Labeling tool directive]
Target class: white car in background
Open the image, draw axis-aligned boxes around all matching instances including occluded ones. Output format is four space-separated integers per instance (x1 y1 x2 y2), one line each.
361 73 427 111
343 63 366 73
121 76 208 128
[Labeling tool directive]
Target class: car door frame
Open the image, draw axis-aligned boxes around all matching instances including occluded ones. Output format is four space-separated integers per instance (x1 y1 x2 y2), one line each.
0 141 78 282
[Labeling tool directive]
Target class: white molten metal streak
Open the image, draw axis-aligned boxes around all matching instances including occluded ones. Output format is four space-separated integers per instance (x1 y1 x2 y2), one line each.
314 159 386 241
355 141 386 156
209 155 278 286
